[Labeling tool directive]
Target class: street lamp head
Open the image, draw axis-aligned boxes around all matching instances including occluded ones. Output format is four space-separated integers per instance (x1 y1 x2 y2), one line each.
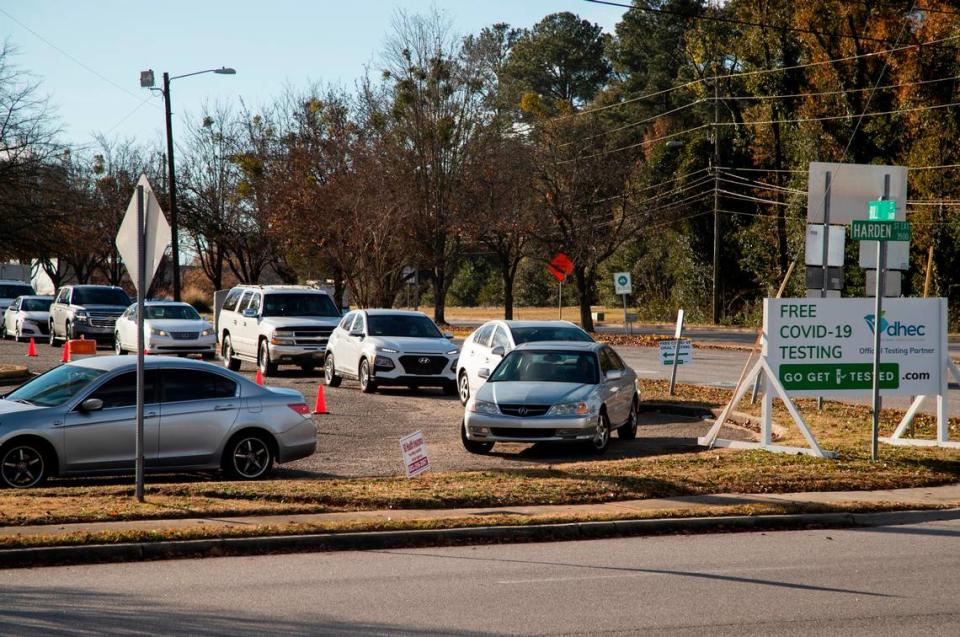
214 67 237 75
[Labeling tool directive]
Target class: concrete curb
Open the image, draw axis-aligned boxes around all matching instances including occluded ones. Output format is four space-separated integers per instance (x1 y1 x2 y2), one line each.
0 366 29 382
2 507 958 570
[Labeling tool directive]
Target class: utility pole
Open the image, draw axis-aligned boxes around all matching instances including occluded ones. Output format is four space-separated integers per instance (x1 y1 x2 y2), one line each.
712 76 720 324
162 72 181 302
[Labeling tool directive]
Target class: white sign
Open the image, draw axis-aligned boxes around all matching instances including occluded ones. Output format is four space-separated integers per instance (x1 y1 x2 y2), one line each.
613 272 632 295
807 162 908 224
400 430 430 478
659 339 692 365
804 225 846 267
764 298 944 397
116 174 171 292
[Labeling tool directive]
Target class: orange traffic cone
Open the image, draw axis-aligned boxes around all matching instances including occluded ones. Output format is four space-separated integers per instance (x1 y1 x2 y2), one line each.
26 338 37 357
61 341 70 363
313 384 328 415
255 367 264 386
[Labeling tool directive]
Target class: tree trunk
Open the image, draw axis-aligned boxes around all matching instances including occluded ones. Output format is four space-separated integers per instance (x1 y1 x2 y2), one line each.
502 268 514 320
432 268 446 325
574 265 594 333
333 267 346 310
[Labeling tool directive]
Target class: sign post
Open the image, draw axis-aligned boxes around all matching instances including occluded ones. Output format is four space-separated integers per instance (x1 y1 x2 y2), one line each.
613 272 632 333
669 309 685 395
116 175 171 502
547 253 574 321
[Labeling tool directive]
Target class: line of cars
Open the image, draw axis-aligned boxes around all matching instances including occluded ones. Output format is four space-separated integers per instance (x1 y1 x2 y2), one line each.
0 281 642 488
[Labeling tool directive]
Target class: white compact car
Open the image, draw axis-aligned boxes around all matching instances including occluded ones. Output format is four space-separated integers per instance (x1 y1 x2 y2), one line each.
114 300 216 358
456 320 594 405
1 295 53 341
324 309 459 395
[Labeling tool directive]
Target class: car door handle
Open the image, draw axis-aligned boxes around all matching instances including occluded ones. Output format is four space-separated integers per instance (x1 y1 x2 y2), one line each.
214 404 236 411
146 411 158 418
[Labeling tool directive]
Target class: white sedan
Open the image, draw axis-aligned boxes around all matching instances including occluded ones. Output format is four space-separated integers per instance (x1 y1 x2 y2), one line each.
114 300 216 358
1 295 53 341
456 320 594 404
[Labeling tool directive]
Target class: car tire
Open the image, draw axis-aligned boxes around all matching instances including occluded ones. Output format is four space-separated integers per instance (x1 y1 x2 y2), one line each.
258 340 278 377
461 420 494 454
324 353 342 387
222 335 241 371
114 333 125 355
0 441 50 488
14 323 23 342
457 371 470 405
358 358 376 393
222 433 274 480
0 322 6 340
49 322 58 347
584 412 611 455
618 398 638 440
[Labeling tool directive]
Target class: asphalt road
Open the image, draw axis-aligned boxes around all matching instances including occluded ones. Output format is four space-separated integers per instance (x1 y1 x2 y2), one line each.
4 518 960 635
0 338 743 479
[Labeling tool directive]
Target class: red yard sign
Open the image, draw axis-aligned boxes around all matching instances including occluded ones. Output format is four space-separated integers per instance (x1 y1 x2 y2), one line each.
547 252 574 282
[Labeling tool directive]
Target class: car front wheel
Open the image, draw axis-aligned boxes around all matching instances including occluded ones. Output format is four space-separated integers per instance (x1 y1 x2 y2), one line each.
457 371 470 405
324 353 342 387
359 358 376 393
0 442 49 488
222 434 274 480
585 412 610 455
114 333 124 355
48 322 57 347
222 335 241 371
258 340 278 377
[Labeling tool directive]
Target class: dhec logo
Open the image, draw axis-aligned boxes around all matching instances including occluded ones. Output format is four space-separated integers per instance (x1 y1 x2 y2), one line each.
864 311 926 337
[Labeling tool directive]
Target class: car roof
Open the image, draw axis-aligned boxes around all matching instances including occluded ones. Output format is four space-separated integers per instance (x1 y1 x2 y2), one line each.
141 300 194 306
237 285 330 294
0 280 32 285
67 284 125 289
13 295 52 301
512 340 602 352
361 309 429 317
492 320 584 329
68 355 232 373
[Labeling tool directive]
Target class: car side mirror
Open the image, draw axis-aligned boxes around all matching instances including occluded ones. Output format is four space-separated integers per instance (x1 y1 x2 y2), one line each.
79 398 103 412
491 346 504 357
478 368 490 379
443 332 454 340
605 370 624 382
242 308 257 318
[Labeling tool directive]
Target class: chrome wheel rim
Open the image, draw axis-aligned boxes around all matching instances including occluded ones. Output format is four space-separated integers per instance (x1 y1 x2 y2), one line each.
114 336 122 355
1 446 44 488
232 438 269 478
325 356 334 381
259 343 269 372
223 339 233 367
458 374 470 403
360 361 369 389
593 415 609 449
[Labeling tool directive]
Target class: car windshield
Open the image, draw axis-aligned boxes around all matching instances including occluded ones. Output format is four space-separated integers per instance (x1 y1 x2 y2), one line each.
73 288 131 306
145 305 200 320
368 315 442 338
511 326 594 344
20 298 52 312
262 293 339 317
489 350 599 384
5 365 106 407
0 284 33 299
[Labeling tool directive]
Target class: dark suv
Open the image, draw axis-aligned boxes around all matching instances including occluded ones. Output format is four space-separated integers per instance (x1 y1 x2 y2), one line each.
49 285 131 345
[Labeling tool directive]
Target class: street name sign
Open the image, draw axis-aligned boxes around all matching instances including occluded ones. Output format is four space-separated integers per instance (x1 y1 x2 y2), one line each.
763 298 943 397
850 220 911 242
868 199 896 221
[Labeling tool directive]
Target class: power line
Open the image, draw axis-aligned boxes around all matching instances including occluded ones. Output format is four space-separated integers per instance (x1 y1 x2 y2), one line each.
562 98 705 145
720 73 960 101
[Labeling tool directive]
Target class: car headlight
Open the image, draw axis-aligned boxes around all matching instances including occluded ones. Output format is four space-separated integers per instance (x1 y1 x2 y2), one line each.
547 401 591 416
74 310 88 321
468 399 499 415
200 328 213 337
271 330 295 345
446 348 459 355
374 355 395 369
150 328 168 337
377 346 399 353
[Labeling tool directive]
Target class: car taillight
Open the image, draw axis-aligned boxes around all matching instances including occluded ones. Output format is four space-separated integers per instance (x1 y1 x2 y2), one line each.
288 403 311 416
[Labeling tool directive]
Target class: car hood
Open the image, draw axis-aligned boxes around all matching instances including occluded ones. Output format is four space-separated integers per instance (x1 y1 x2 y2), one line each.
261 316 340 330
366 336 456 354
144 319 212 332
20 311 50 321
480 381 594 405
79 305 128 314
0 399 44 419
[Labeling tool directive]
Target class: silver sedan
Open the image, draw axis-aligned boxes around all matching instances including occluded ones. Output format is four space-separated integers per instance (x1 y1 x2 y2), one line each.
461 341 640 455
0 356 317 488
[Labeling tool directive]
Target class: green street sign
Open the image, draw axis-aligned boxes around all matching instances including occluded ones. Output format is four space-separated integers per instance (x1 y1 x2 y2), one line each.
850 220 911 242
780 363 899 391
868 199 896 221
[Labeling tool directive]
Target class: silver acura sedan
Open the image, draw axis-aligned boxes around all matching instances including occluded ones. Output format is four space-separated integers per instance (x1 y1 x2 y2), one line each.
0 356 317 488
461 341 640 455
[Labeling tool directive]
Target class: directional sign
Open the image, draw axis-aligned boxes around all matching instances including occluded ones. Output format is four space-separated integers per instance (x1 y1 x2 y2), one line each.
868 199 896 221
614 272 632 295
116 174 171 292
850 220 911 242
659 339 692 365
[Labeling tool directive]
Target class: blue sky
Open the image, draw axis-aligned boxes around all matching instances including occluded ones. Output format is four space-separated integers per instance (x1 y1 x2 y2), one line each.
2 1 627 151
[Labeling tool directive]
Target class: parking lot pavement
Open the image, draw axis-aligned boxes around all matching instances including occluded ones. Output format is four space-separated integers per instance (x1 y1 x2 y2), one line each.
0 338 747 479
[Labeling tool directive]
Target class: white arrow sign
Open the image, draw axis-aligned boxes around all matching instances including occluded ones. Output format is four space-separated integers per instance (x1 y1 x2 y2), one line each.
116 174 171 293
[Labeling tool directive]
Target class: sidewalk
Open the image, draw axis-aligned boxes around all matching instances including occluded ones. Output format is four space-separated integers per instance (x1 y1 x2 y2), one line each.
6 483 960 542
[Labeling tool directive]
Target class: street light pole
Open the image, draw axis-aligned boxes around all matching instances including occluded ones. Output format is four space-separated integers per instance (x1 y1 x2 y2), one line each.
141 66 235 301
162 72 181 301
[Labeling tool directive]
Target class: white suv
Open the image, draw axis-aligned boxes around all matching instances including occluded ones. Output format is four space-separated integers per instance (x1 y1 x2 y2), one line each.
457 320 594 404
217 285 342 376
323 309 459 395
